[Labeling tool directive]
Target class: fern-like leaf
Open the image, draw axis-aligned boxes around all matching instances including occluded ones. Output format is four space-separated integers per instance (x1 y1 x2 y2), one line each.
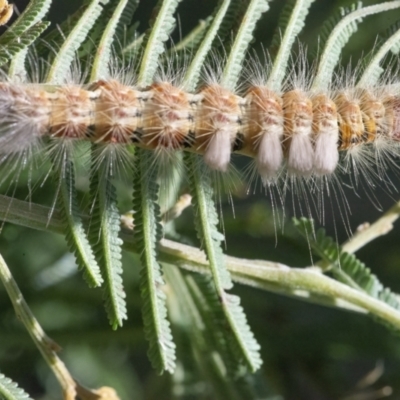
46 0 109 84
0 0 51 47
165 266 257 399
137 0 182 86
0 21 50 67
185 153 262 372
55 152 103 288
357 22 400 86
293 218 400 311
90 0 139 80
312 1 400 90
267 0 315 91
221 0 270 90
133 148 176 374
186 273 240 375
182 0 231 91
171 17 212 54
88 148 127 329
0 372 33 400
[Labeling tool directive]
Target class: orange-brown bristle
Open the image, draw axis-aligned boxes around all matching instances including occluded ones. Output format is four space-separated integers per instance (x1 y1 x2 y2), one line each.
311 93 337 135
244 86 283 152
282 90 313 143
359 90 386 142
283 90 314 174
335 92 364 150
141 81 193 150
90 79 142 144
49 85 94 139
383 95 400 141
195 84 242 171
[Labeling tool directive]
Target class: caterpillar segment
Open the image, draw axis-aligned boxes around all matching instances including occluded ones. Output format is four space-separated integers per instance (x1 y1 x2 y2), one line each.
0 80 400 181
311 93 339 176
141 81 194 151
282 89 314 176
194 83 244 172
244 86 284 182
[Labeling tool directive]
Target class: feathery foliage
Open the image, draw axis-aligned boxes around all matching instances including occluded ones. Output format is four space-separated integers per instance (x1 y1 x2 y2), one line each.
267 0 315 91
313 1 400 89
293 217 400 313
46 0 109 84
133 148 176 374
185 153 262 372
2 0 400 398
221 0 270 90
0 21 49 67
88 148 127 329
137 0 181 86
90 0 139 80
54 152 103 288
0 0 51 47
0 373 33 400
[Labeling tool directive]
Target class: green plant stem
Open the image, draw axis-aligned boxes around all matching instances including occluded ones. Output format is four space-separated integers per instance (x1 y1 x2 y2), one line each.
0 252 77 400
2 195 400 328
341 200 400 254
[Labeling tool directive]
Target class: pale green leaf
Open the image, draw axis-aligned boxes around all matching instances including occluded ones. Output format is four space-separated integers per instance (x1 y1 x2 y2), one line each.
312 1 400 90
137 0 182 86
221 0 270 90
89 146 127 329
267 0 316 91
0 372 33 400
46 0 110 84
133 148 176 374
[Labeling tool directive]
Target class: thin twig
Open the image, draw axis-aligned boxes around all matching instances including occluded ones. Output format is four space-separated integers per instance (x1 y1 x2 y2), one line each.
1 195 399 324
0 252 77 400
342 201 400 254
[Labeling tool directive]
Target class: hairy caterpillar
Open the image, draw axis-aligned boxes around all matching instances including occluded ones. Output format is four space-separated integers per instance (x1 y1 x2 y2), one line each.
0 0 400 237
1 69 399 195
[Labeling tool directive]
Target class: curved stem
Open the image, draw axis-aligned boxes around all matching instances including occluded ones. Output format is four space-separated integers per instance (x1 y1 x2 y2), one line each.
0 252 77 400
1 195 400 332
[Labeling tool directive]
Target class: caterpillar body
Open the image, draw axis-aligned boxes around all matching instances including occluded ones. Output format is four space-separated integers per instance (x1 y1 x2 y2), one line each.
1 74 399 191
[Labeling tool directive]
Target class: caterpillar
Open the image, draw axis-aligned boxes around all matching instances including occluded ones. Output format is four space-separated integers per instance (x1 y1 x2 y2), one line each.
1 69 399 205
1 0 400 382
0 2 399 229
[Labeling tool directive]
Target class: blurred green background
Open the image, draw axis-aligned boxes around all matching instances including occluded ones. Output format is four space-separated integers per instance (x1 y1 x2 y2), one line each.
2 0 400 399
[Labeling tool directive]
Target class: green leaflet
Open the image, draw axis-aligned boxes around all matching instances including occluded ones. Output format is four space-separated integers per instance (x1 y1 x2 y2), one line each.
293 218 400 311
357 22 400 87
221 0 270 90
267 0 315 91
186 273 263 399
42 0 111 296
312 1 400 90
137 0 182 86
165 265 259 400
36 4 90 58
0 0 51 47
46 0 110 84
171 17 212 54
5 0 51 76
53 148 103 288
182 0 231 91
90 0 139 80
0 21 49 68
89 146 127 329
185 153 262 372
180 0 263 373
0 373 33 400
134 0 182 373
133 148 176 374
